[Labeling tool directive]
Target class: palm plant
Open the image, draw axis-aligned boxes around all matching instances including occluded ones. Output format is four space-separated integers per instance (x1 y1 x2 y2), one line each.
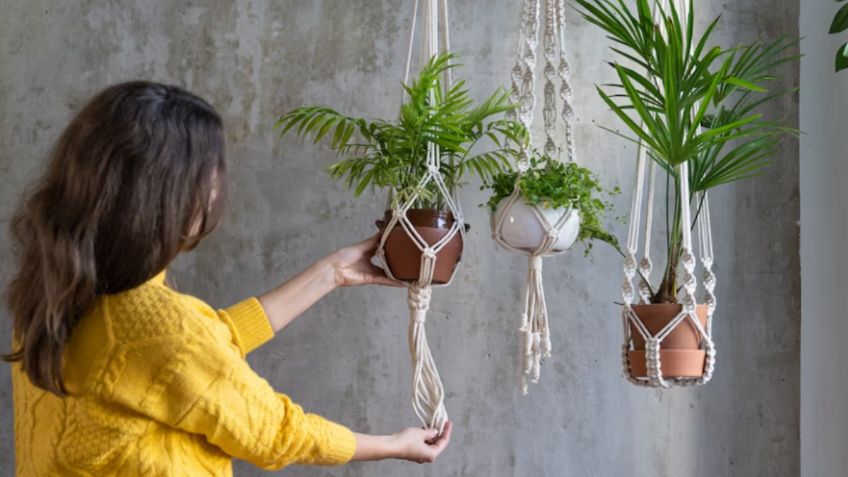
277 53 527 210
576 0 798 303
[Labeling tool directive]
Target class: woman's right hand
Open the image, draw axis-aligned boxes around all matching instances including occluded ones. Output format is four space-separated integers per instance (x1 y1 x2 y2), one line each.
352 421 452 464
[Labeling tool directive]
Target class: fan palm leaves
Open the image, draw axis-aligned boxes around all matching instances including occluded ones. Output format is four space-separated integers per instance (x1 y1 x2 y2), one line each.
277 53 527 208
576 0 798 302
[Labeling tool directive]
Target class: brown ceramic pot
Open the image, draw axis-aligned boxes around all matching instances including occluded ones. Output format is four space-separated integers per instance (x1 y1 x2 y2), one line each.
376 209 467 284
627 303 708 378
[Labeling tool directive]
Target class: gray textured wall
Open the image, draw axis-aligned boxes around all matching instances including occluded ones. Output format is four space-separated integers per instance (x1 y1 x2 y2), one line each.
0 1 800 476
799 0 848 475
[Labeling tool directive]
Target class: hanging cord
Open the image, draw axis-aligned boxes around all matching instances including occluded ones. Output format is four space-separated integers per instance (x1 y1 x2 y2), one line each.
508 0 541 170
555 0 576 163
440 0 452 86
401 0 420 103
541 0 559 157
638 160 656 303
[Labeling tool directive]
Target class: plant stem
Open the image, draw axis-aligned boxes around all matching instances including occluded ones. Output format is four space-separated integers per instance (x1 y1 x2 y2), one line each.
654 167 683 303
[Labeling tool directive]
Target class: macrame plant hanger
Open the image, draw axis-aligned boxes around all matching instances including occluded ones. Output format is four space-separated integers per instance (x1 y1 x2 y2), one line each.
374 0 459 432
621 0 717 388
492 0 579 394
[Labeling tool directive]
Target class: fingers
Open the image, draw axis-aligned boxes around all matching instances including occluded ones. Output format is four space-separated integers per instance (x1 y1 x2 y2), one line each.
413 421 452 464
429 421 452 452
354 234 381 253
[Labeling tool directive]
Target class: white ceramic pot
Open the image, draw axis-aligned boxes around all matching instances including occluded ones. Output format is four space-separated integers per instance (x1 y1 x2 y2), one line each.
493 198 581 253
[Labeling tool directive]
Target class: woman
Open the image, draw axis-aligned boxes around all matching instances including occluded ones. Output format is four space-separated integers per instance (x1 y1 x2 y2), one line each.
4 81 451 475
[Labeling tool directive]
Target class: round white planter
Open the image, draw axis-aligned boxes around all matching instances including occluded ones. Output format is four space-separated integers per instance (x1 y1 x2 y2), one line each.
493 198 581 253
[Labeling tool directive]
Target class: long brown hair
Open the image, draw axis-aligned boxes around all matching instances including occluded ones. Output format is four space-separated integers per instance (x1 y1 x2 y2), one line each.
3 81 227 395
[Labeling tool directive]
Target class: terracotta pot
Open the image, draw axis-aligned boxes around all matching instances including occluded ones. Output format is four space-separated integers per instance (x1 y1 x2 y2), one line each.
627 303 709 378
492 198 581 253
376 209 467 284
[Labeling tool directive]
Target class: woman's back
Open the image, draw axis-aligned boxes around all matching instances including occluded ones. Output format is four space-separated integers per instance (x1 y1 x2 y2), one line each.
12 271 356 476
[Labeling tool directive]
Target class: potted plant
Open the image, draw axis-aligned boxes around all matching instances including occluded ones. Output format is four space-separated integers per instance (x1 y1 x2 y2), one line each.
576 0 798 378
484 154 619 255
277 53 526 283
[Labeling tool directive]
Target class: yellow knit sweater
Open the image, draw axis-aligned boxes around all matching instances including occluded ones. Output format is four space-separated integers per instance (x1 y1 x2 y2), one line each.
11 271 357 476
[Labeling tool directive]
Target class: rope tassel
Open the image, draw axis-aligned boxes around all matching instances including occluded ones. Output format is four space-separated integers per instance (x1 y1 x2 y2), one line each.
520 255 551 394
407 283 448 432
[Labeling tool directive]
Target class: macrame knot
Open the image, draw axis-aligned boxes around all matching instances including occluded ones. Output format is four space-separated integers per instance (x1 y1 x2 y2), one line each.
681 249 696 269
621 280 634 302
530 255 543 272
623 254 637 272
408 284 432 312
703 270 716 288
541 329 552 358
511 64 523 84
681 296 697 311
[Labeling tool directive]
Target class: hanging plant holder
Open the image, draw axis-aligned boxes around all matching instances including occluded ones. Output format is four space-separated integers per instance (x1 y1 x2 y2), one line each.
369 0 461 432
491 0 581 394
616 0 717 389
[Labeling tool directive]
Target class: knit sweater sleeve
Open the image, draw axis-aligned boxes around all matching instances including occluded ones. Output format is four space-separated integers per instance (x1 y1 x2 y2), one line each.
102 290 357 469
216 297 275 355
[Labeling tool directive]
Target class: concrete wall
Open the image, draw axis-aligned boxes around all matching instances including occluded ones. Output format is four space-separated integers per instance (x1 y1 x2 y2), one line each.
0 1 800 476
799 1 848 476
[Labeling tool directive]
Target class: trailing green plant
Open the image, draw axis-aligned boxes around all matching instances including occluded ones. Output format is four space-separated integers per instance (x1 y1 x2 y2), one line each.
576 0 799 303
483 155 620 255
276 53 527 210
831 0 848 72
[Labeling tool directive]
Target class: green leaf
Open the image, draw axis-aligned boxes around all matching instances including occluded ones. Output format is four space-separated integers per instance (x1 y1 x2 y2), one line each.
831 3 848 33
837 43 848 72
724 76 767 92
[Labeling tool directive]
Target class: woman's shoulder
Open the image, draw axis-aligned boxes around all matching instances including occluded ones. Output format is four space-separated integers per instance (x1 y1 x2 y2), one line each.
97 280 229 349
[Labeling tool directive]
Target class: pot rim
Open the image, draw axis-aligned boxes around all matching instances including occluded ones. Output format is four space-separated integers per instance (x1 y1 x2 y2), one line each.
377 208 471 232
494 196 578 212
629 303 709 311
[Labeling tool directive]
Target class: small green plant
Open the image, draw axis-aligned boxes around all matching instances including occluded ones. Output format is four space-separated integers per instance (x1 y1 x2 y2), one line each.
576 0 799 303
831 0 848 72
276 53 527 209
484 155 620 255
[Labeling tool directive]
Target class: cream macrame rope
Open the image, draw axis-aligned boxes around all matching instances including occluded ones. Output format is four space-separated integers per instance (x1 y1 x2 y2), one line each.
376 0 459 432
620 0 717 388
493 0 578 394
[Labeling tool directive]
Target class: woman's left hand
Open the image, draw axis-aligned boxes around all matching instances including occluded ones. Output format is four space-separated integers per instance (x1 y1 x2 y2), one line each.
328 235 403 288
